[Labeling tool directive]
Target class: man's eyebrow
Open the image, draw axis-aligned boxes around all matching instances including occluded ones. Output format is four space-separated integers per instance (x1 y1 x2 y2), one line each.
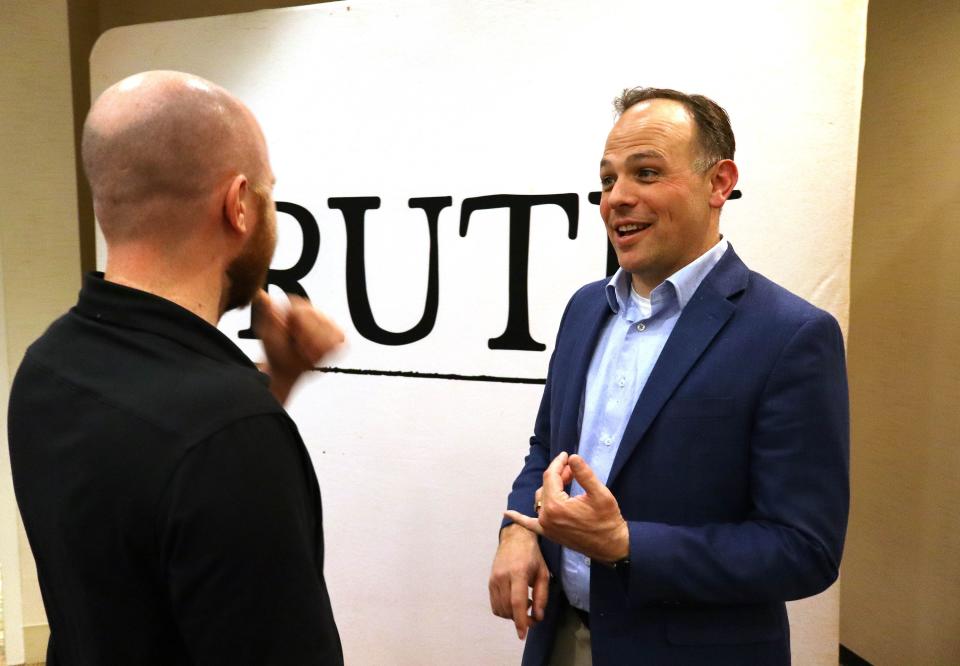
625 150 665 163
600 151 665 169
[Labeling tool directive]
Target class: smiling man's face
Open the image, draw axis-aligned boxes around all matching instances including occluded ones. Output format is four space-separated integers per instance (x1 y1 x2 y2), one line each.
599 98 720 296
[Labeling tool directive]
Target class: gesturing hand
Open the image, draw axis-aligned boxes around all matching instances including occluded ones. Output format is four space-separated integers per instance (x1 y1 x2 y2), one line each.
489 524 550 640
504 452 629 563
252 290 345 403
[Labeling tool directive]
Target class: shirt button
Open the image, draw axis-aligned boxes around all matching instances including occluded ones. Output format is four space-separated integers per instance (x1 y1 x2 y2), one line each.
618 377 626 387
636 322 646 332
584 557 591 566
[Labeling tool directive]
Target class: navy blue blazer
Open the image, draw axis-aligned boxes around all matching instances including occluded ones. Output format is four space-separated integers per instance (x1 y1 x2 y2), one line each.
506 246 849 665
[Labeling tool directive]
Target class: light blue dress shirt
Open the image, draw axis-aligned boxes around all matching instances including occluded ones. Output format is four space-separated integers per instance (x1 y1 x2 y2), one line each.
560 239 729 612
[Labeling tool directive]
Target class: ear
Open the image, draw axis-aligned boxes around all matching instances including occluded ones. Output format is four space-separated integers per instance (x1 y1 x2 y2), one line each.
709 159 739 208
223 174 250 235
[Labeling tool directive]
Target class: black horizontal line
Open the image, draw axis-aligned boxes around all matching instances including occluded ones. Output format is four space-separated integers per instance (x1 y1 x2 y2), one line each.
314 366 546 385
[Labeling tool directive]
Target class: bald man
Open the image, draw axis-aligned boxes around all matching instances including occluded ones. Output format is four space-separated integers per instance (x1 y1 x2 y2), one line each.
9 71 345 665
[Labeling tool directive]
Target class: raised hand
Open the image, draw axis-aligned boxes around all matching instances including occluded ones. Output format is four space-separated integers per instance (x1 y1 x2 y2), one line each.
504 452 629 563
252 290 344 403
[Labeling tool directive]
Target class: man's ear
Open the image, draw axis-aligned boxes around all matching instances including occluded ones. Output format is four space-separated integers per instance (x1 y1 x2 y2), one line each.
709 159 739 208
224 174 249 234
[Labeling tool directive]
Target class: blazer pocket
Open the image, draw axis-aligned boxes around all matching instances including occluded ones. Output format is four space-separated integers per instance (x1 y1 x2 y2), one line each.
666 604 784 646
661 396 734 419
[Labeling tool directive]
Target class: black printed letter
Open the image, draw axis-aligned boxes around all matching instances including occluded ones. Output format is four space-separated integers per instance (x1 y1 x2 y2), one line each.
460 194 579 351
587 191 619 277
328 196 450 346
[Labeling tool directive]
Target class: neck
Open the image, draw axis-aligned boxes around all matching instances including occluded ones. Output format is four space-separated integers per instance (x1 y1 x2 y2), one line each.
629 232 722 298
104 245 226 326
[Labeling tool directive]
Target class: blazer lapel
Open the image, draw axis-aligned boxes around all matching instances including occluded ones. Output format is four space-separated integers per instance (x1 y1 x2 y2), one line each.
605 248 749 489
556 288 611 456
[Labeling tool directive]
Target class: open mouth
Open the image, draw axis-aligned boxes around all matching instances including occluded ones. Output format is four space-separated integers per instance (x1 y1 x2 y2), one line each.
615 223 652 238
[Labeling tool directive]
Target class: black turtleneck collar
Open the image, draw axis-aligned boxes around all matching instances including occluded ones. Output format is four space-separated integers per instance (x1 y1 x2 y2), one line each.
74 272 263 379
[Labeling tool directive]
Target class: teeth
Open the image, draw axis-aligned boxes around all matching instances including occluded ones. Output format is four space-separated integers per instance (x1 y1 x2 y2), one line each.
617 223 649 234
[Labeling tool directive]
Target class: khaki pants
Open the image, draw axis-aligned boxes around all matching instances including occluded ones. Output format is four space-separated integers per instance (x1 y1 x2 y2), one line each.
547 603 592 666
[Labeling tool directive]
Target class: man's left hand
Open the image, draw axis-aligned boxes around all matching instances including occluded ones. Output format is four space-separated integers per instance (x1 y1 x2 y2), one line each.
252 290 344 404
505 452 629 563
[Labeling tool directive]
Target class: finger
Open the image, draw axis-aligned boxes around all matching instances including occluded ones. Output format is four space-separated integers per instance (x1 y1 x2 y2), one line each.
534 487 543 513
487 576 500 615
287 300 320 337
489 553 517 620
559 463 574 487
288 304 344 361
503 511 543 536
509 571 530 640
286 293 312 306
568 454 607 496
252 292 288 348
251 290 277 331
251 289 269 313
287 296 319 327
542 452 570 500
489 574 509 619
532 563 549 622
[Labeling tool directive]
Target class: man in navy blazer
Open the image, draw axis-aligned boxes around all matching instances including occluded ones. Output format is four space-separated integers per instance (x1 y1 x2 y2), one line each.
488 88 849 665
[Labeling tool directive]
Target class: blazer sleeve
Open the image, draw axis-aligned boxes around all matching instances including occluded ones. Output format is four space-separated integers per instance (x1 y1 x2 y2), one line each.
502 368 555 530
624 312 850 606
500 293 579 531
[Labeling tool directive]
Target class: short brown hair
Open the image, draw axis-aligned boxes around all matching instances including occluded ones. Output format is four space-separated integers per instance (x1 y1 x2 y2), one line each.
614 87 735 172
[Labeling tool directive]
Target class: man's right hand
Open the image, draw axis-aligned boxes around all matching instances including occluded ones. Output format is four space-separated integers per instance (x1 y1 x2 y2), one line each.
489 523 550 640
252 291 344 404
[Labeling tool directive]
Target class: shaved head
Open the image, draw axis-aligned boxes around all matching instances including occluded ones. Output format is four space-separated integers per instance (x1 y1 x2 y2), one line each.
85 70 278 318
82 70 269 241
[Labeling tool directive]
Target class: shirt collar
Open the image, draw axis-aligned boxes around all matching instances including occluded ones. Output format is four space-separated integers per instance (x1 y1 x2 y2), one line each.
605 238 730 314
74 272 263 376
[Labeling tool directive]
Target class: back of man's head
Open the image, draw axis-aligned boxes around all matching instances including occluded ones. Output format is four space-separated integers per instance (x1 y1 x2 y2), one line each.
82 70 266 244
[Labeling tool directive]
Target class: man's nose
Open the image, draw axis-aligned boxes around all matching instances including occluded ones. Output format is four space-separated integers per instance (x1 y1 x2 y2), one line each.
607 177 637 209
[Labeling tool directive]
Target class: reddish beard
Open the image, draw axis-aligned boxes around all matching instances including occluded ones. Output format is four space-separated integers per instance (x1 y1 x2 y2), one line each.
224 190 277 311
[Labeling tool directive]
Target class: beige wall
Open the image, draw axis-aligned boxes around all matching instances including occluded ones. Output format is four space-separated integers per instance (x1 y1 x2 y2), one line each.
1 1 82 663
841 0 960 664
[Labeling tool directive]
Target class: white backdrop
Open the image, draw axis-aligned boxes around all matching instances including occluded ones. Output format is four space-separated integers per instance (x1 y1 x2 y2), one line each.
92 1 867 663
